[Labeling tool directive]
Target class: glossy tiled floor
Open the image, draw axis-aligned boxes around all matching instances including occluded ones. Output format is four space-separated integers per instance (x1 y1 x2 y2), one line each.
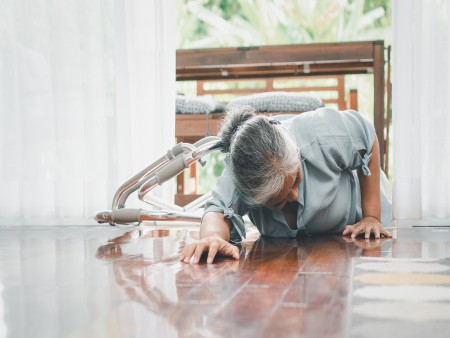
0 224 449 338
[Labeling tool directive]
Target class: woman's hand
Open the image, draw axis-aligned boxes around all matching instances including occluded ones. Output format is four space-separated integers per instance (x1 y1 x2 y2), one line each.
180 235 240 264
342 216 392 239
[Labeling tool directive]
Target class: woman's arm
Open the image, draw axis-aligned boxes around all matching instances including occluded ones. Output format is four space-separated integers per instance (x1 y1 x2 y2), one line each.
342 136 392 239
180 212 240 264
200 211 232 240
359 135 381 223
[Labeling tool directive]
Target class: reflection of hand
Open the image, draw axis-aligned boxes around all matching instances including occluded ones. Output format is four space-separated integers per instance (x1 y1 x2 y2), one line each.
96 243 123 259
342 235 391 251
180 259 239 281
342 217 392 239
180 236 240 264
138 269 175 314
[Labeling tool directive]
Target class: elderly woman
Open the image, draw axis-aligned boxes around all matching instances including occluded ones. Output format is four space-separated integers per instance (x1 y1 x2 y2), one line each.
181 106 392 264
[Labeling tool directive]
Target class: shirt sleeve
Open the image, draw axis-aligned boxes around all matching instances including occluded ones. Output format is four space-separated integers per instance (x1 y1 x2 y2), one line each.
203 156 249 243
313 108 376 176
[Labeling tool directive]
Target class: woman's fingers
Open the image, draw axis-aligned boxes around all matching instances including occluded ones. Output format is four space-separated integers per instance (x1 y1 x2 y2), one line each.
207 242 219 264
207 242 240 264
181 237 239 264
206 240 240 263
365 225 372 239
351 223 373 238
232 246 240 259
347 218 392 240
221 242 240 260
380 227 393 238
374 227 381 239
351 225 364 238
181 243 198 263
192 242 207 263
342 225 354 236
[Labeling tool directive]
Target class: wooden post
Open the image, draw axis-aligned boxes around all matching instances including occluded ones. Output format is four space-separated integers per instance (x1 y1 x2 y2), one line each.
337 75 346 110
373 42 385 169
384 45 392 176
347 89 358 111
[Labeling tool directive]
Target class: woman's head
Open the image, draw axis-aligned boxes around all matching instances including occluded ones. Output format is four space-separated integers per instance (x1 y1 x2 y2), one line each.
218 105 302 206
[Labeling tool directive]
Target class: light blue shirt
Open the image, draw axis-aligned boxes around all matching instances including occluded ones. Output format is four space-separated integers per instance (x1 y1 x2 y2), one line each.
204 107 393 243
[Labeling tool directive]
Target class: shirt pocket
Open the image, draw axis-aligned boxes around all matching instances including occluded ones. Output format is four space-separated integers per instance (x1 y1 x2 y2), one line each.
318 137 354 173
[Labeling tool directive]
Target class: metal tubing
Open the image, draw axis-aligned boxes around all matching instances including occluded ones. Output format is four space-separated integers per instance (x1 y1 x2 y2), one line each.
95 208 202 224
138 137 221 202
182 192 212 212
141 195 183 211
112 143 195 209
155 156 189 185
139 210 202 222
96 136 223 226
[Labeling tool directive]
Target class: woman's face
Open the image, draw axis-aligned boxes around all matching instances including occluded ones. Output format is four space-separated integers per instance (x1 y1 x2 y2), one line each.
264 166 303 211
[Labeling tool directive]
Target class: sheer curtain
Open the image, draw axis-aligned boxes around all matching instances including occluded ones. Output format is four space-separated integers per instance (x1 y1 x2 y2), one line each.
393 0 450 224
0 0 176 224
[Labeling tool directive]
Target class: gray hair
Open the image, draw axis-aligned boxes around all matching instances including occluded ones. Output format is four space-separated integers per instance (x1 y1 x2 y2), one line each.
218 105 300 205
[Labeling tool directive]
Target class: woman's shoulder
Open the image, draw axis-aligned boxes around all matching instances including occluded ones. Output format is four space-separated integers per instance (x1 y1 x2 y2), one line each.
287 107 345 124
285 107 374 143
305 107 358 121
288 107 347 135
312 107 373 126
294 107 373 135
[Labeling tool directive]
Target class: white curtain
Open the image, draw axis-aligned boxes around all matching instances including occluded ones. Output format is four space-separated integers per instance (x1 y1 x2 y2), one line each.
0 0 176 224
393 0 450 223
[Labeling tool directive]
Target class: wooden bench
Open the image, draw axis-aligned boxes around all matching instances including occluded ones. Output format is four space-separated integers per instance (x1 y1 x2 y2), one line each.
176 75 358 142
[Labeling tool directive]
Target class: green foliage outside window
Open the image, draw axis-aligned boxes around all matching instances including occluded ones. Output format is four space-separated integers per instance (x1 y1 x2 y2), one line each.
177 0 391 49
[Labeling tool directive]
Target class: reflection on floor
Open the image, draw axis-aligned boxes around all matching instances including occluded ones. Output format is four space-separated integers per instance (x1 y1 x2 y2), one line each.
0 225 449 338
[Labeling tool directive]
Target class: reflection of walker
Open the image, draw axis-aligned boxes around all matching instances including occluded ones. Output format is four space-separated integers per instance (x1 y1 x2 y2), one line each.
95 137 222 225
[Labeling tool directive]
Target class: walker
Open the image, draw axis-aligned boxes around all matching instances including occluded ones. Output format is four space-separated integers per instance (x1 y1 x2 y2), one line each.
95 136 222 225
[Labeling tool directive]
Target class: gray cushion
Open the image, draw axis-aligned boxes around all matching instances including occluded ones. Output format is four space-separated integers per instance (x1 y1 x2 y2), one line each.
176 95 225 114
227 91 324 112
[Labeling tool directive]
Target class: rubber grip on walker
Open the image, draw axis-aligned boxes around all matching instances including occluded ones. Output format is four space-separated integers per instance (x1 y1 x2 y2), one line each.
155 156 188 185
171 143 184 157
166 144 184 160
111 208 141 223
